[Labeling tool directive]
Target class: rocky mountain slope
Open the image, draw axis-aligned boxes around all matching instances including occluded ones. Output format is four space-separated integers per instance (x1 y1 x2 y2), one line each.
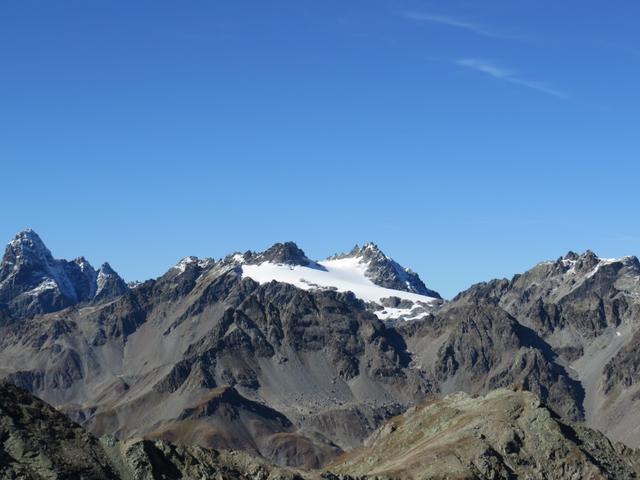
0 380 303 480
2 230 640 471
438 250 640 446
329 388 640 479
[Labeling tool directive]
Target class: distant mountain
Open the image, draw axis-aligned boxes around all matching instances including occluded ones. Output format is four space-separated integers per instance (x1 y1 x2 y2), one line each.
2 230 640 472
0 229 127 317
238 241 442 322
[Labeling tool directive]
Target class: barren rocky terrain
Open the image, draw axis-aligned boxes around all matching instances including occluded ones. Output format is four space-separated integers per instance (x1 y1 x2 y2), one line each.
3 380 640 480
2 230 640 475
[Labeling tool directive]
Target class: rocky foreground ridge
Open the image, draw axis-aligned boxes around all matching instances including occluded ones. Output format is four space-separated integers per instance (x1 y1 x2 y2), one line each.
330 387 640 479
2 381 640 480
0 380 301 480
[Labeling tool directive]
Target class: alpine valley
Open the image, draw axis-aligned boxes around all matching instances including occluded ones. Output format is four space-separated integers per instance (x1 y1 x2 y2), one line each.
2 229 640 479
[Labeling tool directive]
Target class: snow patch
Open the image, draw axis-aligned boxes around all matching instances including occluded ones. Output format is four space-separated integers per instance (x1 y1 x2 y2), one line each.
26 279 58 296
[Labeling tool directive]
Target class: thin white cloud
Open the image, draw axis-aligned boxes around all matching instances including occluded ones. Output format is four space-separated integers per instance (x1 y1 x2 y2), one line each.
456 58 567 99
404 12 520 40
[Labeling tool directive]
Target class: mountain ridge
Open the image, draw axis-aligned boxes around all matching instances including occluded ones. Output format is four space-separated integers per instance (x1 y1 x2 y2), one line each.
2 229 640 471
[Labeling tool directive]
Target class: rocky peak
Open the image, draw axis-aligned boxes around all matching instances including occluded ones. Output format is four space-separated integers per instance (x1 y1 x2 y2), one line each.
98 262 116 276
329 242 441 298
330 242 386 261
251 242 313 266
171 256 216 275
558 250 639 276
0 381 302 480
329 388 640 479
563 251 579 261
73 256 94 272
575 250 600 272
356 242 386 259
0 230 128 317
3 228 54 269
94 262 128 302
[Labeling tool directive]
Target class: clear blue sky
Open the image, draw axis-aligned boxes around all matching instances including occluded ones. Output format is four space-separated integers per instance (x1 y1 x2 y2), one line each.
1 1 639 298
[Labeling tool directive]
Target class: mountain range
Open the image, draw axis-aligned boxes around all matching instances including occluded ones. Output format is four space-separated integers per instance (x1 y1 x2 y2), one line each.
2 229 640 477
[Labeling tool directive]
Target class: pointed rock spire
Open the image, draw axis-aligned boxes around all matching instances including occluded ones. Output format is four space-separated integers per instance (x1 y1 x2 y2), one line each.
0 230 128 317
253 242 312 266
3 228 54 268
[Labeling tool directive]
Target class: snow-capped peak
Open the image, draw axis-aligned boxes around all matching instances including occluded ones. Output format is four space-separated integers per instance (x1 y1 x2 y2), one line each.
5 228 54 266
0 229 128 316
326 243 440 298
239 242 442 321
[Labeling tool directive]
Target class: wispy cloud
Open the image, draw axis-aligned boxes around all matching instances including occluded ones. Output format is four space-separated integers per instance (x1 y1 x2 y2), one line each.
456 58 567 99
404 12 520 40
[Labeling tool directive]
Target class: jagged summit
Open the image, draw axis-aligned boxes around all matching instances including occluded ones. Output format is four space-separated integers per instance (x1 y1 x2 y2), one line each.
563 250 580 261
553 250 640 278
0 229 127 317
327 241 383 260
95 262 128 301
263 241 310 266
169 240 439 305
9 227 43 245
250 241 313 267
171 256 215 274
559 249 638 264
328 242 440 298
4 228 54 266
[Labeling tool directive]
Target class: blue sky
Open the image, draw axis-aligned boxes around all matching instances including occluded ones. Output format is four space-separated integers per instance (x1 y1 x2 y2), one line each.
1 1 639 298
